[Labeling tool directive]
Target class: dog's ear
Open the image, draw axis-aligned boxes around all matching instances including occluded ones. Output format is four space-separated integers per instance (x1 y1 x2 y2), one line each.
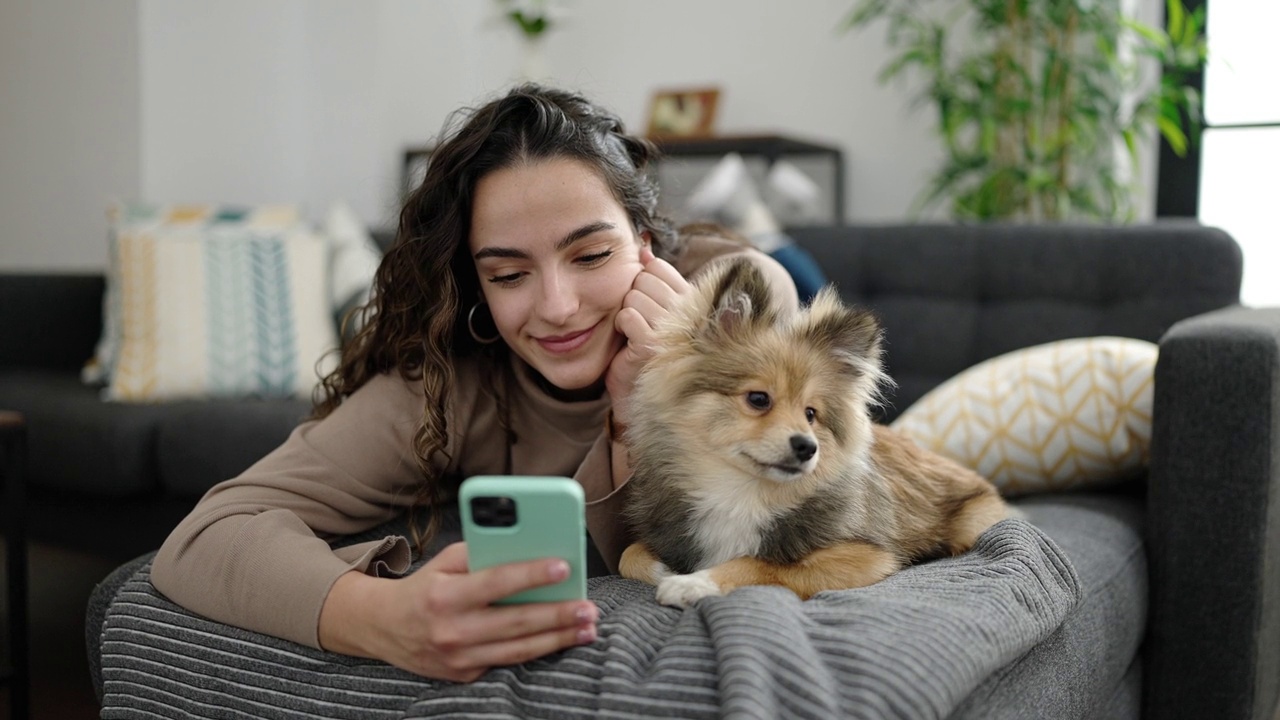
705 258 775 338
800 288 883 376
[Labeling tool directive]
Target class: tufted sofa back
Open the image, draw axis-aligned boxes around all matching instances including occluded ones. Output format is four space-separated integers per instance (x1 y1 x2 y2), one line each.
789 223 1243 422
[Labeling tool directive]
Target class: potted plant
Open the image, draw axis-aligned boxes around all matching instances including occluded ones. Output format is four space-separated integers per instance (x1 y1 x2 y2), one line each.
496 0 567 81
844 0 1206 221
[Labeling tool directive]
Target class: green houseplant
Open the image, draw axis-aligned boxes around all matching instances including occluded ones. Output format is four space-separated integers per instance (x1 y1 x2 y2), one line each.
845 0 1206 221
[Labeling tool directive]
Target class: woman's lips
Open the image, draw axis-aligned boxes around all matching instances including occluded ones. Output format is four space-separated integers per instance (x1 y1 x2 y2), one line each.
536 323 596 354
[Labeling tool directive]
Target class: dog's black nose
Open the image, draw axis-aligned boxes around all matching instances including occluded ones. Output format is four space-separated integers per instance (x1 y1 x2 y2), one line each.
790 435 817 462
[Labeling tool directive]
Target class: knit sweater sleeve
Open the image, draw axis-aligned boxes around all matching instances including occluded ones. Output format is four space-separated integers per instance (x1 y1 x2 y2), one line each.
150 371 454 648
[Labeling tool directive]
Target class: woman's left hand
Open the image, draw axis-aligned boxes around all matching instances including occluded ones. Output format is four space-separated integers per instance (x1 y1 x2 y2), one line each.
606 246 692 428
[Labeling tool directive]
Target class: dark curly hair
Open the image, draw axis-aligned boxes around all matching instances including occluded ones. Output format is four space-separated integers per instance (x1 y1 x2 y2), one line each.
314 84 682 552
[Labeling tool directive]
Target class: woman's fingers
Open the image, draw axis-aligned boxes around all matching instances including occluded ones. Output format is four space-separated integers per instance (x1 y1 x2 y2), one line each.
458 623 597 671
621 289 665 331
632 258 691 310
455 599 597 646
455 557 573 608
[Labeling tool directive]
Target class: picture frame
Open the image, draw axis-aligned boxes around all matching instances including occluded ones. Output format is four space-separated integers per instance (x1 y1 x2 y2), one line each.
645 87 721 140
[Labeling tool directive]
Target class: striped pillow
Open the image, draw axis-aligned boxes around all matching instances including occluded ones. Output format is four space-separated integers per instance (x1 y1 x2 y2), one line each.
100 203 339 401
891 337 1157 495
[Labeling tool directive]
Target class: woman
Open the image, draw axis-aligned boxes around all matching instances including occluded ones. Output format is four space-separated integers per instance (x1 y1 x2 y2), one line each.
151 84 799 683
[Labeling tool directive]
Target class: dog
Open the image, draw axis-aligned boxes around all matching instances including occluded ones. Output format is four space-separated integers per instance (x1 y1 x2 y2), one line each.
618 257 1014 607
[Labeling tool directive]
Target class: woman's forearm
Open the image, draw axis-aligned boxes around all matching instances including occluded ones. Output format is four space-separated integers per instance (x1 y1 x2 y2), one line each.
317 570 388 657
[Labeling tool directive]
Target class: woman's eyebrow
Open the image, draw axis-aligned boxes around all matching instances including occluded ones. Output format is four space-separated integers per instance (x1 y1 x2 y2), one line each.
474 221 617 260
555 221 615 251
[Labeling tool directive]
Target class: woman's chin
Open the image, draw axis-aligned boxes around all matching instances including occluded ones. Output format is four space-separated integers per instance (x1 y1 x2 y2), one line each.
548 365 608 391
515 353 609 400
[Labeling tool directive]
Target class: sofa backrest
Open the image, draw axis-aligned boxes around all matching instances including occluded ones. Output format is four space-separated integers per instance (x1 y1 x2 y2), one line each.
789 222 1243 422
0 273 105 372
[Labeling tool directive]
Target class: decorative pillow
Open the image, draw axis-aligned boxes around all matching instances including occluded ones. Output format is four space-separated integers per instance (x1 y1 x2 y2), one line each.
85 202 305 384
891 337 1158 495
97 202 339 401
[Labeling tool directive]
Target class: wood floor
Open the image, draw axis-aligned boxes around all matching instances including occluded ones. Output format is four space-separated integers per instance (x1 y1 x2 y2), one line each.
0 539 118 720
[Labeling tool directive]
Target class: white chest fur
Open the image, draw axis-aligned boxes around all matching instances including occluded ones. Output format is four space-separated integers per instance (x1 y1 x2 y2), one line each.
685 471 780 568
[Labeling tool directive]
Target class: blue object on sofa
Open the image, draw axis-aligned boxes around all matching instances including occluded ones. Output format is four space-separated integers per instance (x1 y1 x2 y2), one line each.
4 222 1276 719
768 242 828 303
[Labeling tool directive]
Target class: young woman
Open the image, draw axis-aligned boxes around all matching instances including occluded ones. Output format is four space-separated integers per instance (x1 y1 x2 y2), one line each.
150 84 799 683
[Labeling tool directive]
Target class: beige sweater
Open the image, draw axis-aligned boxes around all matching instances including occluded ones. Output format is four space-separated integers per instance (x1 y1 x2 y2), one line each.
151 236 799 648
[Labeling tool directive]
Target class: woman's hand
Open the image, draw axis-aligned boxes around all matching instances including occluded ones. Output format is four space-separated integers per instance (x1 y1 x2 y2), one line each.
318 542 598 683
606 246 693 428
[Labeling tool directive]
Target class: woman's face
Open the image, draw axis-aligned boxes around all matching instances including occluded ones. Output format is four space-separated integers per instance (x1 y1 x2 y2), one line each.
468 157 649 392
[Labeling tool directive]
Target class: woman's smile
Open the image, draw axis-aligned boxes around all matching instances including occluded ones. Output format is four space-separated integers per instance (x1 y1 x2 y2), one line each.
535 323 598 354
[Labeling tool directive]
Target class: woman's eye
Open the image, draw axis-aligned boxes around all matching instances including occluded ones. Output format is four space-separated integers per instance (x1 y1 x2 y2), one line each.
805 407 817 424
577 250 612 266
746 391 772 410
488 272 523 286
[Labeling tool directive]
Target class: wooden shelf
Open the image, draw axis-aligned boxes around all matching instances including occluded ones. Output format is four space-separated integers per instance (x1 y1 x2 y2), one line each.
650 133 845 225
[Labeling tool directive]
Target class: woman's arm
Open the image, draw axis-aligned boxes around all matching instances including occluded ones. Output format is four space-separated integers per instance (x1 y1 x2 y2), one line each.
151 371 429 647
153 370 599 676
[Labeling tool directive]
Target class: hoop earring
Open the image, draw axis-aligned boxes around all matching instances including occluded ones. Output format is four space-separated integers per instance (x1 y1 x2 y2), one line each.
467 302 501 345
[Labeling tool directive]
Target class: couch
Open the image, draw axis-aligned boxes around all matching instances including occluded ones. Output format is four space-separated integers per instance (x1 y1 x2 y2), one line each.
4 222 1275 718
0 229 394 563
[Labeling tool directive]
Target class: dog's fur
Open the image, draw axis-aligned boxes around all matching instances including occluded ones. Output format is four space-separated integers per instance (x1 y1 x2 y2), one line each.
618 258 1013 607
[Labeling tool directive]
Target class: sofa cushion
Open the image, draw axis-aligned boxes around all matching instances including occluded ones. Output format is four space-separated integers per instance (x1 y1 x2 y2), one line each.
104 218 339 401
892 337 1157 495
155 399 312 500
0 371 165 496
953 491 1147 719
0 370 310 499
89 203 305 383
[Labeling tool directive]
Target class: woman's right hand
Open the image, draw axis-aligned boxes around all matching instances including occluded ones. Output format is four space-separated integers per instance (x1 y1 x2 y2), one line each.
318 542 598 682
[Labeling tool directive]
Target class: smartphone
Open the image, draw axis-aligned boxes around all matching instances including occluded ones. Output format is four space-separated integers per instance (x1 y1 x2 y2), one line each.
459 475 587 605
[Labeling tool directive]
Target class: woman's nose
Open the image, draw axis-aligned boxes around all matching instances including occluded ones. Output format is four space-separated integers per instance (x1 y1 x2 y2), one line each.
536 271 579 325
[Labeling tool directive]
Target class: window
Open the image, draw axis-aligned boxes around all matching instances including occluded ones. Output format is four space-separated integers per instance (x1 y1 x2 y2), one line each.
1195 0 1279 306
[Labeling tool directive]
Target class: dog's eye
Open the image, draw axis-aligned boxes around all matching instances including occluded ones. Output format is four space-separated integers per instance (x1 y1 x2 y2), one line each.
746 391 772 411
805 407 817 424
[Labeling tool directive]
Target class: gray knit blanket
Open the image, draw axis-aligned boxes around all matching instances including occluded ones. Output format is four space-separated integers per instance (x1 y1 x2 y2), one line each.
100 519 1079 719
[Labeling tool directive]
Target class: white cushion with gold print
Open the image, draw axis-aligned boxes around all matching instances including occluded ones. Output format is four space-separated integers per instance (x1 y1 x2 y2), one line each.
891 337 1158 495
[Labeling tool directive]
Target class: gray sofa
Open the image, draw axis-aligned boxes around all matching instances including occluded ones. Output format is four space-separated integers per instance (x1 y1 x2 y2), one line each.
5 222 1276 718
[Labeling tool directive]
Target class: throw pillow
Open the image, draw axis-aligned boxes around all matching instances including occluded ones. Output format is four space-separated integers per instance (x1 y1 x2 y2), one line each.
100 203 339 401
891 337 1158 495
85 202 305 384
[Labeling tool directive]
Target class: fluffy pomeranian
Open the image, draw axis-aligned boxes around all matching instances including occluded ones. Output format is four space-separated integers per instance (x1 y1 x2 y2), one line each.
618 257 1014 607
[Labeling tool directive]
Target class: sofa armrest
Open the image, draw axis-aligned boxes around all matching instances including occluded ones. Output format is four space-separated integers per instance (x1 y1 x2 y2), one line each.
1146 305 1280 720
0 273 105 373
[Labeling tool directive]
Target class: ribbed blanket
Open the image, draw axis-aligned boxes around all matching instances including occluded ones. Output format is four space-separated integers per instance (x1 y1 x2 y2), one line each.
100 519 1079 719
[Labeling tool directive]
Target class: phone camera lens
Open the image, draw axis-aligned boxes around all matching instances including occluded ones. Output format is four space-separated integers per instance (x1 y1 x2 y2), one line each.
471 496 518 527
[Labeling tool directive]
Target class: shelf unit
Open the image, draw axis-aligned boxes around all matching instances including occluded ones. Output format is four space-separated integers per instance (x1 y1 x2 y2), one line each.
403 133 846 225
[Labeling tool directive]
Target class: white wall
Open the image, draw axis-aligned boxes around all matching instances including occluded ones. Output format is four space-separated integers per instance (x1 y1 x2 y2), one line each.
141 0 944 229
2 0 1165 271
0 0 140 271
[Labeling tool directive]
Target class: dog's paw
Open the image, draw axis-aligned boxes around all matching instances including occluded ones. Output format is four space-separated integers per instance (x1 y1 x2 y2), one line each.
656 571 723 607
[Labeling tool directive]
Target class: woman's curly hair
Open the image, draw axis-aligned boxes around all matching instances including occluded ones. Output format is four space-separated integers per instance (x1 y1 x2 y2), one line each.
313 84 683 552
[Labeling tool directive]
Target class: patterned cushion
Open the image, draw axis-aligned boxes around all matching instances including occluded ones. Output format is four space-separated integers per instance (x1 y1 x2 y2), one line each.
97 202 339 401
891 337 1157 495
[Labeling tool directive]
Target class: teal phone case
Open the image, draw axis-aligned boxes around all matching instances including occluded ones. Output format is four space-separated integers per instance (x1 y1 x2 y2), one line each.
459 476 587 604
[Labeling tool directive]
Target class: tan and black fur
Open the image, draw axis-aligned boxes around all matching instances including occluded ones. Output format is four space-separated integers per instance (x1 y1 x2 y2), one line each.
618 258 1013 607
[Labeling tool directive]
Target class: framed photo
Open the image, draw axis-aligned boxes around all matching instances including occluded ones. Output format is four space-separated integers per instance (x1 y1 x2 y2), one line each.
645 87 721 139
